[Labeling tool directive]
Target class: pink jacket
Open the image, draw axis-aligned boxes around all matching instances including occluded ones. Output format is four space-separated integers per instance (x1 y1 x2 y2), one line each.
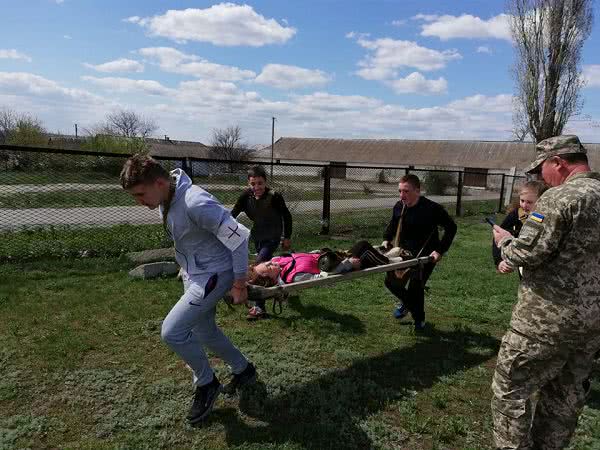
271 253 321 284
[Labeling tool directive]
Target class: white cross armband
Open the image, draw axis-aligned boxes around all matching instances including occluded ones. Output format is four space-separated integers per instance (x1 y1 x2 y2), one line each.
216 216 250 251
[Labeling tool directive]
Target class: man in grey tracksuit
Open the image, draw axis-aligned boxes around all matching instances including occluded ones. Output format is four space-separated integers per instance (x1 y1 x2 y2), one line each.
121 155 256 424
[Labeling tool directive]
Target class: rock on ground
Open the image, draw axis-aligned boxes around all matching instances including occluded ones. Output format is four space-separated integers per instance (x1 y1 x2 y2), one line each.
125 248 175 265
128 262 179 280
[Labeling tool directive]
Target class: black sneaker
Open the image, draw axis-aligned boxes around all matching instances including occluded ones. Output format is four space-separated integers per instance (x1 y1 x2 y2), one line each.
223 362 257 396
414 321 427 332
186 375 222 424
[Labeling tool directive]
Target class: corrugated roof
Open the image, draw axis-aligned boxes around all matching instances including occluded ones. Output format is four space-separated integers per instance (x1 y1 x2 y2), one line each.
147 138 210 158
273 137 600 171
45 134 211 158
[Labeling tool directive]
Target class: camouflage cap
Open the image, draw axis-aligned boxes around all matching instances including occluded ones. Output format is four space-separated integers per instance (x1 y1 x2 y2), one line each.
526 135 587 173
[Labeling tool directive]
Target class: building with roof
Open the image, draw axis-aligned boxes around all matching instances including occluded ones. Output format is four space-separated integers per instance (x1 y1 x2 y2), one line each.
267 137 600 188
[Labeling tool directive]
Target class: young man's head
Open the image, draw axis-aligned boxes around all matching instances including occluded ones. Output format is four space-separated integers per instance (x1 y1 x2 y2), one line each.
247 165 268 198
120 154 171 209
398 174 421 207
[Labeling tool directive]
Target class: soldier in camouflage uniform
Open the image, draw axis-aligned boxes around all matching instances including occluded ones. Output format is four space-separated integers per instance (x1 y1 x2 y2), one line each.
491 135 600 450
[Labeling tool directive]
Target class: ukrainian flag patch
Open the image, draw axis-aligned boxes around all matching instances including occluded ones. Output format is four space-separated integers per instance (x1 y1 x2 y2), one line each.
530 212 545 223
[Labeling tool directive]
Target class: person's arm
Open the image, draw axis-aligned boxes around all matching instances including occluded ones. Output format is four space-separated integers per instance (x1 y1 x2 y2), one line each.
230 191 248 218
292 272 322 282
499 209 520 234
492 210 519 266
498 194 567 269
273 192 293 239
434 204 457 254
383 204 400 244
187 195 250 302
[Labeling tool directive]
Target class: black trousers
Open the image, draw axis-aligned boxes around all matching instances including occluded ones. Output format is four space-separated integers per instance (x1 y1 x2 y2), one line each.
384 263 435 324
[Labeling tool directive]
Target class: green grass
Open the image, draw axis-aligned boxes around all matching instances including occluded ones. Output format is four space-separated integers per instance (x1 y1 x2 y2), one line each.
1 214 598 449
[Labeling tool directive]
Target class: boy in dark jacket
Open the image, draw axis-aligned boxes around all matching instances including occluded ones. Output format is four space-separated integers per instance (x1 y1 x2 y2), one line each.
231 165 293 320
382 174 457 331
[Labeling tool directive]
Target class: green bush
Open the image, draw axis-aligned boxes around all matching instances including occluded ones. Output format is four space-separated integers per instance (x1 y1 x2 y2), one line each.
424 171 456 195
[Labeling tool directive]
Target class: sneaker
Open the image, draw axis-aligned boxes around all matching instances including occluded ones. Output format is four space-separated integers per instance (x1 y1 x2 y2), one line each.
186 375 222 424
414 321 426 332
393 303 408 319
223 362 257 396
247 306 268 321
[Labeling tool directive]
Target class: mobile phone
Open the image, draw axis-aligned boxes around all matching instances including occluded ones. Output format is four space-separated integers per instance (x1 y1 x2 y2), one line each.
484 216 496 227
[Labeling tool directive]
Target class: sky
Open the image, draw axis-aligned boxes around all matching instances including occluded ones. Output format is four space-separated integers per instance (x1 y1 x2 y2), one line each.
1 0 600 146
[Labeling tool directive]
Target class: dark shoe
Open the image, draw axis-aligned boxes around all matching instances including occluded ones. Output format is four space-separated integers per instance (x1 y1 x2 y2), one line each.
186 375 222 424
393 303 408 319
223 362 257 396
414 321 426 332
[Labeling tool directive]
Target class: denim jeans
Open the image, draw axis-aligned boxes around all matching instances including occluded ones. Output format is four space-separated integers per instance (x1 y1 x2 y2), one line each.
161 270 249 386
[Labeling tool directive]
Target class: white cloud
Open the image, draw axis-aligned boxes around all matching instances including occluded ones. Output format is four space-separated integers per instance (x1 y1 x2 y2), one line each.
255 64 331 89
9 69 593 145
386 72 448 95
583 65 600 88
345 31 370 40
391 20 407 26
415 13 512 41
476 46 492 54
448 94 513 113
81 76 173 96
0 72 102 104
412 14 440 22
292 92 383 111
83 58 144 73
126 3 296 46
138 47 255 81
0 49 32 62
63 35 72 40
354 37 461 79
55 0 64 4
177 79 263 108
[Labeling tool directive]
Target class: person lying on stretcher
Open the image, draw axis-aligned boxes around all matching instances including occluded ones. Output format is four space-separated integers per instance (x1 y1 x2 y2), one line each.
247 240 390 287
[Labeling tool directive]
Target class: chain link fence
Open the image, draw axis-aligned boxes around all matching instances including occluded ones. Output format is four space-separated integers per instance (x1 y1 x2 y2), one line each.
0 145 525 262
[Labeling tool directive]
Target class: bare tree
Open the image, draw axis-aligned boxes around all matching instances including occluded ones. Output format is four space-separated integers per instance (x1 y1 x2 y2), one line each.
209 125 256 172
0 108 17 143
512 102 533 141
0 108 45 145
84 109 158 153
509 0 593 143
104 109 158 138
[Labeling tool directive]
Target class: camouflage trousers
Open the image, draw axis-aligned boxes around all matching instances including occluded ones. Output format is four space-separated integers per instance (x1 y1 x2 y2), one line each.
491 329 598 450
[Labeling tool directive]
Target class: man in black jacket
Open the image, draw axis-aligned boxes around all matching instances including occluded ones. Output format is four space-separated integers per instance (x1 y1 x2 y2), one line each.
382 174 457 331
231 165 293 320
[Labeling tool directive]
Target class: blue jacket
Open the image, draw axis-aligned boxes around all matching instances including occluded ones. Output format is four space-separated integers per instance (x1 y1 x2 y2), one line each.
160 169 249 281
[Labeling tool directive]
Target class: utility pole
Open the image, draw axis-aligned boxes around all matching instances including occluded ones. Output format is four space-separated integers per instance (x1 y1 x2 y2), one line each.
74 123 78 138
270 117 275 180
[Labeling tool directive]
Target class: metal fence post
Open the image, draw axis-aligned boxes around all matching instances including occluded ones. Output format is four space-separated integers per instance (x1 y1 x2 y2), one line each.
455 171 463 217
498 174 506 213
320 165 331 235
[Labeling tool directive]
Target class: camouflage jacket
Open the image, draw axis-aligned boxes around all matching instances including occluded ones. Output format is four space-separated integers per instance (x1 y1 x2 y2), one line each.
499 172 600 345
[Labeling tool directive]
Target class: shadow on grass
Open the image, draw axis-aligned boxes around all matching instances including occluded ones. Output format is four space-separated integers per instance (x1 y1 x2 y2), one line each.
270 295 366 335
219 326 500 449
